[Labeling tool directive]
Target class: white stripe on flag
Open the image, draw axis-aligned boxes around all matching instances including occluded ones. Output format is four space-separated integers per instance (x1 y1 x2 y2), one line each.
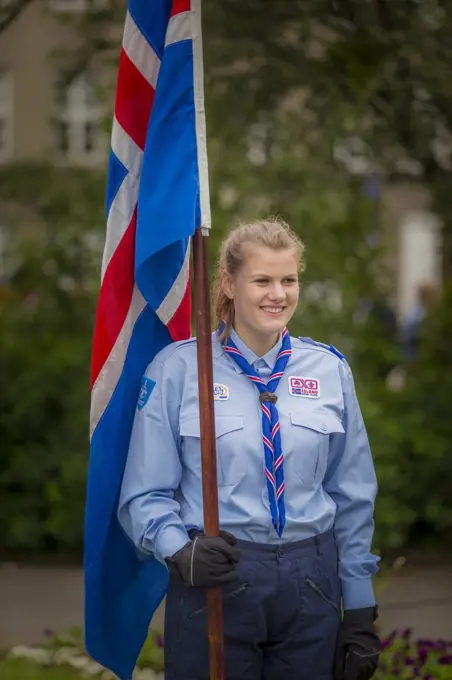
190 0 211 230
123 10 160 88
156 241 190 325
90 285 147 438
111 116 143 179
165 11 191 47
101 172 140 279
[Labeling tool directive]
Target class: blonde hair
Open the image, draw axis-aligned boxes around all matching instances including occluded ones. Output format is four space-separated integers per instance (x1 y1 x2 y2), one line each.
213 216 305 340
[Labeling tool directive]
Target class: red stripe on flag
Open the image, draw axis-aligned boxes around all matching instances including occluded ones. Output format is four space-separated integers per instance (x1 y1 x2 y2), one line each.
115 49 155 152
91 211 137 387
167 273 191 341
171 0 190 16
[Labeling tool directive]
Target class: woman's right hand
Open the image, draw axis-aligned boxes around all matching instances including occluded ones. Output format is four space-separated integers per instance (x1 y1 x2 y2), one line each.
165 530 240 587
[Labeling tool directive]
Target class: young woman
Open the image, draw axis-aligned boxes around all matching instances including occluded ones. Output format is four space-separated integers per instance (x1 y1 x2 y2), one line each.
118 218 380 680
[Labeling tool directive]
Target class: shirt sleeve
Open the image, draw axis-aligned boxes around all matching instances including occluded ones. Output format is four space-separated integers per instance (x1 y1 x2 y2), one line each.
323 359 380 610
117 355 190 563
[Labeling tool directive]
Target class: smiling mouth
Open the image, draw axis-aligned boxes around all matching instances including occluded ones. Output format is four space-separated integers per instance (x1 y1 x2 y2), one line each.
261 306 286 315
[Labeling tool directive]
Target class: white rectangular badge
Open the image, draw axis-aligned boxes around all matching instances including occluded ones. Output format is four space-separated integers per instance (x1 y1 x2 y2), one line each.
288 376 320 399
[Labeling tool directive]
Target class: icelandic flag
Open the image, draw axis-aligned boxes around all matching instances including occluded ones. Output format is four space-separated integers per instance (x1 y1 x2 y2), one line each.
85 0 211 678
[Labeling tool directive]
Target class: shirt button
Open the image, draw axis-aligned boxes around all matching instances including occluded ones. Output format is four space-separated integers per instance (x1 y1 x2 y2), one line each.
321 423 328 432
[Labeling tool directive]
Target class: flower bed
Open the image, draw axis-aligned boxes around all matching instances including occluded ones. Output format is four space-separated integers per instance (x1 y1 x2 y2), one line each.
377 630 452 679
2 629 452 679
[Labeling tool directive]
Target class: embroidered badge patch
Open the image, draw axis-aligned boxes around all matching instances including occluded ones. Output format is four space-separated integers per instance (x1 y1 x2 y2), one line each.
137 376 156 410
288 376 320 399
213 383 229 401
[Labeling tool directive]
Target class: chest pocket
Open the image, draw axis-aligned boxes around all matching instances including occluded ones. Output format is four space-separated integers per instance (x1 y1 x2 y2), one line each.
179 415 245 487
288 411 344 485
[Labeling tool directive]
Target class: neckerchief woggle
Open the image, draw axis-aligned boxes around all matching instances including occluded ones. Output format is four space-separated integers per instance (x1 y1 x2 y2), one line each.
220 326 292 537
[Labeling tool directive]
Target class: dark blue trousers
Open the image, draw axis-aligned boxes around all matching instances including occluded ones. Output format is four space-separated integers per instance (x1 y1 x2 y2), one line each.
164 529 341 680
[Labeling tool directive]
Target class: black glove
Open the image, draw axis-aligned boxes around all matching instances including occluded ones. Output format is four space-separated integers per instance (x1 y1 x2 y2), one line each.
334 607 380 680
165 530 240 588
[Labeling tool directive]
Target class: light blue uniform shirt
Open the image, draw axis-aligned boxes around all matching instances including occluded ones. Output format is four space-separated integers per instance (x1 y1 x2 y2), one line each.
118 329 379 609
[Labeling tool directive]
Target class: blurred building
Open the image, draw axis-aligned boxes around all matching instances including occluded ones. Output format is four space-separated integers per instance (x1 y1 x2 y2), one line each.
335 141 443 323
0 0 112 282
384 185 442 321
0 0 108 167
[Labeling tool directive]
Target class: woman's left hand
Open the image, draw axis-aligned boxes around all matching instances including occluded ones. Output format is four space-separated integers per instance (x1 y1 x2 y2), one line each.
334 607 380 680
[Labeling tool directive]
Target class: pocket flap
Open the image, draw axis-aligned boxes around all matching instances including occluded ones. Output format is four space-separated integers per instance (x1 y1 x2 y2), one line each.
215 415 244 438
179 415 244 438
179 416 201 438
290 411 344 435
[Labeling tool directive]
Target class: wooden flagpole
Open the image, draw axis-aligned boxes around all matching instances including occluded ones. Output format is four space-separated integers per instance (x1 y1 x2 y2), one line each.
192 227 225 680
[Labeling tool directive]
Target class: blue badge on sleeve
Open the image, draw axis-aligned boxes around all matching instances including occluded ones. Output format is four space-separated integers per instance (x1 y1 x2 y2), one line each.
137 376 156 411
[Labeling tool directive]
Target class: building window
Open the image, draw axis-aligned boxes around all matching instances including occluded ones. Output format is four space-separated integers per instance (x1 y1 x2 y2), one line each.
0 73 13 163
55 73 105 166
56 121 70 154
84 121 96 153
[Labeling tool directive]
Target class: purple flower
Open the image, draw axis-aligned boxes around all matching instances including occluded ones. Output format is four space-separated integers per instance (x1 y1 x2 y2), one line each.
155 633 164 649
418 648 429 665
404 656 415 665
417 639 434 648
438 655 452 665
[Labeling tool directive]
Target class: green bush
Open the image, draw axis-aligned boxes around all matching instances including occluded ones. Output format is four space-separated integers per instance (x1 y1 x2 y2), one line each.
355 285 452 552
399 284 452 536
0 233 96 556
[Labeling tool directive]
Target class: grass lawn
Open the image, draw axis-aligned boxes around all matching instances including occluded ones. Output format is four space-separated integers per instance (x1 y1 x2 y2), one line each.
0 658 87 680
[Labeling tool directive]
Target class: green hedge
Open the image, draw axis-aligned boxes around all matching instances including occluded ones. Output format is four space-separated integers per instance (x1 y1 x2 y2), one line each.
359 286 452 551
0 235 94 556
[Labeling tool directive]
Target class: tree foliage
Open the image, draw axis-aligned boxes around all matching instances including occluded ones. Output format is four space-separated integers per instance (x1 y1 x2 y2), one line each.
202 0 452 276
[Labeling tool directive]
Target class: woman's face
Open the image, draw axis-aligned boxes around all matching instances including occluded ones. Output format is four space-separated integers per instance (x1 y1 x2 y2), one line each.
223 244 300 351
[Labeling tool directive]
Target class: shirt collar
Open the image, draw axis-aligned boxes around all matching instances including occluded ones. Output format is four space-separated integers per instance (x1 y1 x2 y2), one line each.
215 326 283 373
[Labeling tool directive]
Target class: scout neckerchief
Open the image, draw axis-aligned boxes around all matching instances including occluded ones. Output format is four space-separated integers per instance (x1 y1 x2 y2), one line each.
222 327 292 537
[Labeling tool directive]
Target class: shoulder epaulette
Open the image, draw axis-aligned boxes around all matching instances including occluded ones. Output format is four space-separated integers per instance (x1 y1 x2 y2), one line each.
298 336 346 361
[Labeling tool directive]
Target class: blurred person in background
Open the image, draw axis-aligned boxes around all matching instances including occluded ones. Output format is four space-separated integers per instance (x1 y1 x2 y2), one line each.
118 218 380 680
400 283 439 361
